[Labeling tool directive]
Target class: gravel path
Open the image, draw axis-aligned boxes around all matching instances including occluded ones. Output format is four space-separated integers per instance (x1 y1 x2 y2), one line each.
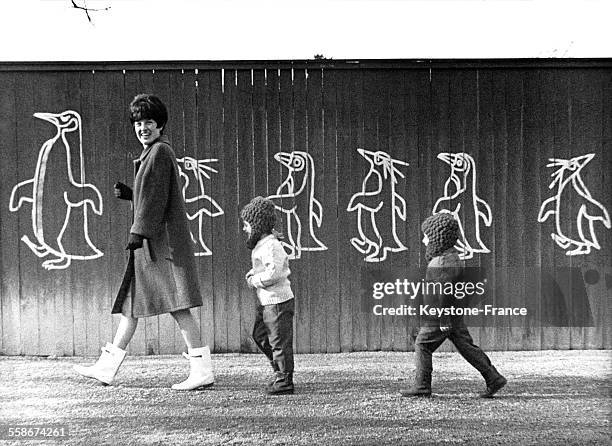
1 350 610 445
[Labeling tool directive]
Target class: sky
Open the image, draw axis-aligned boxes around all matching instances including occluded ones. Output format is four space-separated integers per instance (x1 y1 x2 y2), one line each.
1 0 611 61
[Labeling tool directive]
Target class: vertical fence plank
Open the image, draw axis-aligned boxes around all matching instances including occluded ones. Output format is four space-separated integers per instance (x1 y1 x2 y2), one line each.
104 70 129 353
377 68 396 352
477 68 497 351
253 70 268 197
75 71 97 355
74 70 101 357
223 68 242 352
277 69 299 352
555 70 573 351
459 69 488 350
265 68 282 200
32 72 70 356
414 68 434 351
0 72 20 355
206 69 228 353
539 68 556 350
505 70 528 351
390 69 410 352
335 69 356 352
163 69 185 355
485 69 504 350
236 69 256 352
322 69 340 353
521 69 543 351
572 69 609 349
348 69 367 351
361 69 382 351
306 68 326 353
42 72 71 356
90 71 110 354
247 69 268 354
193 68 216 352
539 69 566 350
61 72 81 357
46 72 73 357
394 68 422 352
178 68 202 354
183 69 202 354
568 70 587 350
290 68 311 353
13 72 38 355
550 70 573 350
601 70 612 349
429 69 454 353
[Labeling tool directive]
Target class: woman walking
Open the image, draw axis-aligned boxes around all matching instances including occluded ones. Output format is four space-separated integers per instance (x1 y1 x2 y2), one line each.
74 94 214 391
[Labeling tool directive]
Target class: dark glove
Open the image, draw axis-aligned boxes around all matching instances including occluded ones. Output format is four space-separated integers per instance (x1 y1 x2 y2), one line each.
114 182 133 201
126 233 144 251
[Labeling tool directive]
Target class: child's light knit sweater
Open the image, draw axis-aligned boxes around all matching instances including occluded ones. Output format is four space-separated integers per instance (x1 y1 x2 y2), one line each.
249 234 294 305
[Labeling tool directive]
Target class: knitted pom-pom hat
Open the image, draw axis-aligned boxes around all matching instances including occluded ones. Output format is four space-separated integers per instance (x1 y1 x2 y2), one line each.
241 196 277 249
421 212 460 261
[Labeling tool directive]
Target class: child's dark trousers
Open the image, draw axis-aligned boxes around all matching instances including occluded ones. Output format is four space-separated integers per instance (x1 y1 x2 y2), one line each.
413 324 503 391
252 298 294 375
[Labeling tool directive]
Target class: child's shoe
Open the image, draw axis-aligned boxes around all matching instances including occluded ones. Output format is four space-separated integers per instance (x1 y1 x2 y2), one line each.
479 376 507 398
266 372 294 395
400 388 432 398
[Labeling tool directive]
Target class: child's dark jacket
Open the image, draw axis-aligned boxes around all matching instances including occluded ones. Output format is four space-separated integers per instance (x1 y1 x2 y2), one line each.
420 248 465 327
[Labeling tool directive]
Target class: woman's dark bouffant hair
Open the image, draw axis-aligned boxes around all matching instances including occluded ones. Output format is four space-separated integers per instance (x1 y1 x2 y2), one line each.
129 94 168 132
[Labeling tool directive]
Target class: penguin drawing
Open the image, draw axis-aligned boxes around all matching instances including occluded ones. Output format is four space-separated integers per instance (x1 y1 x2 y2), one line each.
176 156 224 256
267 151 327 259
347 149 409 262
9 110 103 270
432 152 492 260
538 153 611 256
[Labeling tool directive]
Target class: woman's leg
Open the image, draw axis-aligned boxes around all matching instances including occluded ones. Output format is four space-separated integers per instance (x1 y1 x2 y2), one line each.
112 315 139 350
171 309 202 350
170 309 213 390
74 315 135 384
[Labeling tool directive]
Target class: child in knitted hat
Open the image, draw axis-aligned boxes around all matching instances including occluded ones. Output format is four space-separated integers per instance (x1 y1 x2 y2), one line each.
401 212 507 398
241 196 295 395
421 211 461 262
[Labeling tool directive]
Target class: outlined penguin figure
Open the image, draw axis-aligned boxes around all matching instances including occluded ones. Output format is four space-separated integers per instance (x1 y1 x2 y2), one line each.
347 149 409 262
177 156 224 256
267 151 327 259
432 152 492 260
538 153 611 256
9 110 103 270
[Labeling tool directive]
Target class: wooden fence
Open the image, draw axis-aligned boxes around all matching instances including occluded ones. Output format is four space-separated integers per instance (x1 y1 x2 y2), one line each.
0 60 610 356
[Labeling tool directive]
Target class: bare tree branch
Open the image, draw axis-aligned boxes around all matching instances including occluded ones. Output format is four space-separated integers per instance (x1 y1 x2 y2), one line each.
71 0 111 24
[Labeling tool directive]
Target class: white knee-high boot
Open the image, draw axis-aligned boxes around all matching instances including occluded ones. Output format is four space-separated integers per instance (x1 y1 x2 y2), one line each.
73 343 127 385
172 346 215 391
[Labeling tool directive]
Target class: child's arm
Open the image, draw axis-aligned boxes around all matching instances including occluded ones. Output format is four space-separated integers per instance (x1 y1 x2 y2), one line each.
249 241 289 289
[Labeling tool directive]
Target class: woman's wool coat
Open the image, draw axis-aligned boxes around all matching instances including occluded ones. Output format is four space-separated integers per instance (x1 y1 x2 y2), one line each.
112 136 202 317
